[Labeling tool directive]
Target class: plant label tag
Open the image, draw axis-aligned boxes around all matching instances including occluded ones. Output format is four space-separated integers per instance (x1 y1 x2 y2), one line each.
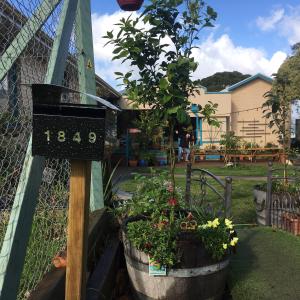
148 257 166 276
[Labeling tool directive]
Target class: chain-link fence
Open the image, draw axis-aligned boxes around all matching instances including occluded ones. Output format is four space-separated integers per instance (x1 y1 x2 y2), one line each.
0 1 83 298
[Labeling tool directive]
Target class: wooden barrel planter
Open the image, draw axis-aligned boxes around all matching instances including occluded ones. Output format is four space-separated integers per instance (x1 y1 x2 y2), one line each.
122 219 229 300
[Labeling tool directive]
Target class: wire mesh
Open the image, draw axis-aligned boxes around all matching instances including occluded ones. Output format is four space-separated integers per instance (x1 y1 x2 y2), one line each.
0 0 82 298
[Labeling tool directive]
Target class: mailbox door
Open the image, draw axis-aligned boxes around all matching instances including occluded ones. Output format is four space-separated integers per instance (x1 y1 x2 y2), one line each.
32 105 106 161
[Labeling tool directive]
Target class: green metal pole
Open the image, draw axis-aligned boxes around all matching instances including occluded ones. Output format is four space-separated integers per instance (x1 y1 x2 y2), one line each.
0 1 78 298
76 0 104 211
0 0 62 82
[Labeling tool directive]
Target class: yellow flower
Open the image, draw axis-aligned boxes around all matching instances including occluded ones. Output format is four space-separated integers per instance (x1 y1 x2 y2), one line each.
199 224 208 229
230 237 239 246
223 243 228 250
225 218 231 225
207 221 213 228
225 218 233 229
230 230 235 234
212 218 220 228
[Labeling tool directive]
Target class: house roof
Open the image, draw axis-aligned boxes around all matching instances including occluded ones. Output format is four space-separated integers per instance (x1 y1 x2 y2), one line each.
223 73 273 92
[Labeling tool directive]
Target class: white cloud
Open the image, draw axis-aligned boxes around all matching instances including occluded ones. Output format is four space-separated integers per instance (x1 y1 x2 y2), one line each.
256 6 300 45
91 11 141 85
256 8 284 31
192 34 287 79
92 13 287 89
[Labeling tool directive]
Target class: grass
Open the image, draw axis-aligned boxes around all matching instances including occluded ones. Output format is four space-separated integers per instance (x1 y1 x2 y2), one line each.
120 177 263 224
132 162 291 177
230 227 300 300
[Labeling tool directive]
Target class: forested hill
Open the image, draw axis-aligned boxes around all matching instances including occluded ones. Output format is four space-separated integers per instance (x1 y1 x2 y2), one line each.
199 71 251 92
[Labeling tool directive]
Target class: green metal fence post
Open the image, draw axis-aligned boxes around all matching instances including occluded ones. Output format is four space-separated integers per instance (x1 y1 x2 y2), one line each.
76 0 104 211
0 0 62 82
0 1 79 298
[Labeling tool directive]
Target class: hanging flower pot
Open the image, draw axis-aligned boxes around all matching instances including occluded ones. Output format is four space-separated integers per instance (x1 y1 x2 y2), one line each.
117 0 144 11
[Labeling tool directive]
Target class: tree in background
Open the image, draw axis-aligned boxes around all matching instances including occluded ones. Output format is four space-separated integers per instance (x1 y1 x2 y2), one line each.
263 75 291 182
275 44 300 102
263 43 300 182
105 0 219 191
199 71 251 92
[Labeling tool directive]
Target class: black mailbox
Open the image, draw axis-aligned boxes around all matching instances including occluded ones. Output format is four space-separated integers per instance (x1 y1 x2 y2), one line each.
32 84 107 161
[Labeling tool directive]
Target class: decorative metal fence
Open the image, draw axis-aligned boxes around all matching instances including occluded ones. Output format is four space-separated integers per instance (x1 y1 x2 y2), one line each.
185 163 232 218
265 162 300 234
0 1 102 299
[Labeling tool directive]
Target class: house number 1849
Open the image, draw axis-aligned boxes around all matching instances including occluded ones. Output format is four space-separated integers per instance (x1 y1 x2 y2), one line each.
44 130 97 144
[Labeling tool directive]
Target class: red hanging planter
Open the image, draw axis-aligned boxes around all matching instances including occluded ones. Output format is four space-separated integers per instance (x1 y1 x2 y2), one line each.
117 0 144 11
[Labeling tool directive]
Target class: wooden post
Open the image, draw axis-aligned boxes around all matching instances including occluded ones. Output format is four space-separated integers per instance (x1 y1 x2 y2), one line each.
185 162 192 206
66 160 91 300
225 177 232 218
266 161 273 226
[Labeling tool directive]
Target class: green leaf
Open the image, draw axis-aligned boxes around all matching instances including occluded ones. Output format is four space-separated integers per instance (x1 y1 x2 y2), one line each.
106 30 113 39
113 47 123 54
159 78 169 90
176 109 189 124
162 94 172 104
167 106 181 115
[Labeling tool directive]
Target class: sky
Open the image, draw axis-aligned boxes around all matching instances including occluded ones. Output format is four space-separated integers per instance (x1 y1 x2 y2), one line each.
90 0 300 89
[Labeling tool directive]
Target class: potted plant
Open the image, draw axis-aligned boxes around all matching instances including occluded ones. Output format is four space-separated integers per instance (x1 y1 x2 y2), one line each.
128 151 139 167
115 171 237 300
138 151 151 167
106 1 225 296
220 131 241 164
204 144 220 161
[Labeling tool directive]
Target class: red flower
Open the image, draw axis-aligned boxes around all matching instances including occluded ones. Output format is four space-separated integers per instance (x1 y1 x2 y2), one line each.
187 212 194 220
168 198 177 206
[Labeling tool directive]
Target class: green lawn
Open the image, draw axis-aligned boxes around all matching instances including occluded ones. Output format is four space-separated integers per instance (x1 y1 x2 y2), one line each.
131 162 290 177
120 177 262 224
230 227 300 300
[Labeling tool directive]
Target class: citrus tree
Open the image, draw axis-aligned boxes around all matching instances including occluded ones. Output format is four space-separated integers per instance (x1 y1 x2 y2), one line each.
105 0 219 190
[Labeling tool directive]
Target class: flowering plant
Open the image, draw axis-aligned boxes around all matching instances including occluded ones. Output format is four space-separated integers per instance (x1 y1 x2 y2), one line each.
115 169 184 219
198 218 238 261
119 170 238 268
